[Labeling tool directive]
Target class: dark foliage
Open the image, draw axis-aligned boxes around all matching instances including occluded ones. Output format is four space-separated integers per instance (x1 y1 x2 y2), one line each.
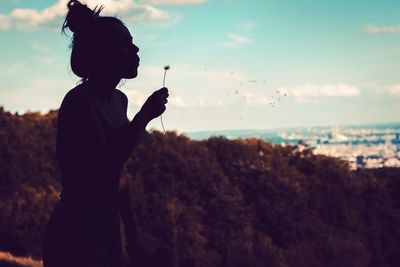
0 107 399 267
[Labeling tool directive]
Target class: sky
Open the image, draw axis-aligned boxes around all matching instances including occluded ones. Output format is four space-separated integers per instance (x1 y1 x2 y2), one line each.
1 0 400 133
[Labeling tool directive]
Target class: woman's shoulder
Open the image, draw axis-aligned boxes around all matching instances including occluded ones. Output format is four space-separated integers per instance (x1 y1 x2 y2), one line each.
114 88 128 109
114 88 128 101
65 83 87 98
62 84 89 105
59 84 91 115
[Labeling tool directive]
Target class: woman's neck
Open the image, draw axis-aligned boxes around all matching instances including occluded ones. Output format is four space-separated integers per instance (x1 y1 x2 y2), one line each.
85 77 121 98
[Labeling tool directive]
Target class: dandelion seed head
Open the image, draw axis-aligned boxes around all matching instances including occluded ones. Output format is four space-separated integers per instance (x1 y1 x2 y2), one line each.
163 65 170 70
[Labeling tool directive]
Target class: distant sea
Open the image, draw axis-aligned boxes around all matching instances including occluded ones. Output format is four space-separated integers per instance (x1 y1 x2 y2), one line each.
186 122 400 145
186 122 400 169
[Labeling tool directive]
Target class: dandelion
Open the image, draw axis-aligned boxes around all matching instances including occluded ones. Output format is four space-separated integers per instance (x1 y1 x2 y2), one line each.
163 65 170 87
161 65 170 134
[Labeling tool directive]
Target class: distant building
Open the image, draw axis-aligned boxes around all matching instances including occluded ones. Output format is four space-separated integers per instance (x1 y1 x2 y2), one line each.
384 158 400 168
356 156 364 168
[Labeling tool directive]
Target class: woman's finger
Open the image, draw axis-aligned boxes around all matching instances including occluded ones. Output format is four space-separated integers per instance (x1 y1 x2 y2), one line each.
159 91 169 98
158 93 168 101
158 87 168 94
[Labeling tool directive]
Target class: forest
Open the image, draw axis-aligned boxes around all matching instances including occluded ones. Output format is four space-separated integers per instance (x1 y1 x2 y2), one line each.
0 106 399 267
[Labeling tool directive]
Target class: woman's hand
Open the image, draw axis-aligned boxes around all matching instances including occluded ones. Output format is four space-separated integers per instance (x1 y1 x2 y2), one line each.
139 87 169 122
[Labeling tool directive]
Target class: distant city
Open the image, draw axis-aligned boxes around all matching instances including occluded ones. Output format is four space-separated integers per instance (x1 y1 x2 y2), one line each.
186 123 400 170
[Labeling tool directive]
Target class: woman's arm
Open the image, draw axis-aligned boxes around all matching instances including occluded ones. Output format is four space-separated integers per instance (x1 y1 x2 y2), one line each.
57 86 167 184
111 90 149 166
56 88 150 190
111 87 168 165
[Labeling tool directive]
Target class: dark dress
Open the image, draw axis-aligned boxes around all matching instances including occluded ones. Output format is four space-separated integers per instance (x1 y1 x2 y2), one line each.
42 84 138 267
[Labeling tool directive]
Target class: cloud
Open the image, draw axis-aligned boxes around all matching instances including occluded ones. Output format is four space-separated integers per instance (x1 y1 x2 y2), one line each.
121 64 248 110
125 89 188 108
0 77 76 113
0 0 202 31
31 41 50 53
386 84 400 96
125 90 147 106
365 24 400 34
1 61 29 76
169 95 188 107
243 92 270 106
289 84 361 103
141 0 206 4
197 97 230 107
217 21 255 48
219 33 252 48
238 21 256 32
0 15 11 30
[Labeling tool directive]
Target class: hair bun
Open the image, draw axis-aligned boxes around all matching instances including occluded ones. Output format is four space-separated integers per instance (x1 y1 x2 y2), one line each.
63 0 103 34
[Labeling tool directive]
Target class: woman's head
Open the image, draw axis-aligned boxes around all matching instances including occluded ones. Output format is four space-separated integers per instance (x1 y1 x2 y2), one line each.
62 0 140 81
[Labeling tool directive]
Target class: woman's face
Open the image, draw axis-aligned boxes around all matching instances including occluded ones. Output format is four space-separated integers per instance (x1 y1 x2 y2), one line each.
102 23 140 79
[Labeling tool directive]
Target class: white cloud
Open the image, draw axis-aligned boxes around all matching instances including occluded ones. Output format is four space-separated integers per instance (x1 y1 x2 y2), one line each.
0 0 204 31
243 92 270 106
169 95 188 107
0 77 76 113
31 41 50 53
365 24 400 34
121 64 248 110
125 89 188 108
141 0 206 4
219 33 252 48
386 84 400 96
1 61 28 76
197 97 230 107
0 14 11 30
30 54 59 66
238 21 256 32
125 90 147 106
289 84 361 103
217 22 255 48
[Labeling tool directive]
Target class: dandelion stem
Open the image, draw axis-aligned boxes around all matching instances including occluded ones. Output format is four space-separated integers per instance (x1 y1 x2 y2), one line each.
160 114 166 134
161 67 168 134
163 69 167 87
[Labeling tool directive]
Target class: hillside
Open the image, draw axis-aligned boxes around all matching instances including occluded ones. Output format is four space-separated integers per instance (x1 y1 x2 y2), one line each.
0 107 399 267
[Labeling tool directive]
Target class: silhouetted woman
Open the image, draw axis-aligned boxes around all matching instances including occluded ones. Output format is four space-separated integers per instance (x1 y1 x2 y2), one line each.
42 1 168 266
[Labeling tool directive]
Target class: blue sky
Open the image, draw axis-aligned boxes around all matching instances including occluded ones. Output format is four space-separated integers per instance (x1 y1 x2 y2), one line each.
1 0 400 132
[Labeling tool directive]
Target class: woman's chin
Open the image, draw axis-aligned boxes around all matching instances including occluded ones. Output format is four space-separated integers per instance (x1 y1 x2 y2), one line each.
123 69 138 79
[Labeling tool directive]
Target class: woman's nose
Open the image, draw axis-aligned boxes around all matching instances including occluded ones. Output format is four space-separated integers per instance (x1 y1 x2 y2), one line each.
133 44 139 53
